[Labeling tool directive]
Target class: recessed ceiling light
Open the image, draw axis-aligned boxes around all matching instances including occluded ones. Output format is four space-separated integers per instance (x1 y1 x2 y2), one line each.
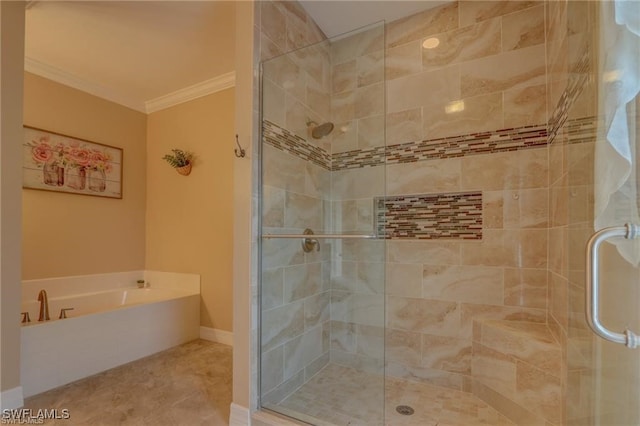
422 38 440 49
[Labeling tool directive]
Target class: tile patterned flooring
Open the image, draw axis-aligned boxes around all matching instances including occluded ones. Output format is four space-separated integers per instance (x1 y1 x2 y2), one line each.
23 340 232 425
275 364 515 426
25 341 512 426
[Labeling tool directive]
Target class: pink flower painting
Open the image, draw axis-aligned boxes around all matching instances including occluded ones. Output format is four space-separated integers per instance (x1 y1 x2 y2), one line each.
23 127 123 199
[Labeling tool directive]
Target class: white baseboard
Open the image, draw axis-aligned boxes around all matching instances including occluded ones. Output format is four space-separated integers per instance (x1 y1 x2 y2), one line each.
0 387 24 410
229 402 250 426
200 326 234 346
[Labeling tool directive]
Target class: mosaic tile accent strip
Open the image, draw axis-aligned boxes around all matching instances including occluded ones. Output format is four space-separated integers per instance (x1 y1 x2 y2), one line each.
548 45 591 144
375 192 483 240
263 120 331 170
565 115 599 145
332 124 548 171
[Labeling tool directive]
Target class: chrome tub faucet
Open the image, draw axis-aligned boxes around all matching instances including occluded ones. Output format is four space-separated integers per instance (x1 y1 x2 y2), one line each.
38 289 50 321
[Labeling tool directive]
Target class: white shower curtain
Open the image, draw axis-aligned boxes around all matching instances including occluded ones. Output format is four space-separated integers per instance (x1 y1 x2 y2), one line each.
594 0 640 266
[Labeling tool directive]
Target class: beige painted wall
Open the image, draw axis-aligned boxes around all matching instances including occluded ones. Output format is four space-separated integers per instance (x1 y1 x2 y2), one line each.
22 72 147 279
146 89 234 332
1 0 25 395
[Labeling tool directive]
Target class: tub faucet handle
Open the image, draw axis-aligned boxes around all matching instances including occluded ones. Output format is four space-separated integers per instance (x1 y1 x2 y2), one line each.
59 308 74 319
21 312 31 323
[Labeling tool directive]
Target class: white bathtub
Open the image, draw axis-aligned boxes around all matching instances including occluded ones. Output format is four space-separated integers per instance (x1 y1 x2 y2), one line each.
20 271 200 397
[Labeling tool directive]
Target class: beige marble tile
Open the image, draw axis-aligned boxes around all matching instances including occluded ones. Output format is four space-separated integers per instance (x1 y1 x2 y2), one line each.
331 166 385 200
422 334 472 374
330 291 384 328
460 44 546 98
385 361 465 391
461 229 548 268
261 345 284 394
262 145 306 193
480 321 561 376
386 328 422 366
472 342 517 396
261 235 305 269
386 262 423 298
306 79 330 121
353 326 385 365
461 148 548 191
283 192 322 230
386 240 461 265
422 18 501 71
422 92 504 139
284 262 322 303
385 40 422 81
330 120 358 153
332 60 356 94
283 325 326 380
503 268 547 309
460 302 546 339
263 54 306 101
423 265 504 305
331 24 384 65
357 114 385 149
331 89 355 123
387 65 461 113
502 5 545 51
483 190 504 229
304 292 329 328
387 296 460 337
330 320 357 353
355 81 384 119
357 262 386 294
503 188 549 229
260 0 287 50
515 361 562 424
386 108 423 146
549 271 569 333
459 1 541 27
262 185 284 228
260 32 284 62
386 2 459 48
262 301 305 351
503 83 547 128
387 157 461 195
357 50 384 88
262 78 286 127
262 267 284 311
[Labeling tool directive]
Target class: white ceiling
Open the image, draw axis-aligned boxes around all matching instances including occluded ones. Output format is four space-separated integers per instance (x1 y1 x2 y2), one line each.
24 1 450 113
25 1 236 113
300 0 452 39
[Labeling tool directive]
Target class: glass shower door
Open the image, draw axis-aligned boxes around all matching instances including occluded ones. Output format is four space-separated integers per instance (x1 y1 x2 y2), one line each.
259 22 386 425
565 1 640 424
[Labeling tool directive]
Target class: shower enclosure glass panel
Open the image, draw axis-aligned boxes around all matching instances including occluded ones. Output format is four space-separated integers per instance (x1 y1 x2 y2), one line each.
564 1 640 424
259 22 386 425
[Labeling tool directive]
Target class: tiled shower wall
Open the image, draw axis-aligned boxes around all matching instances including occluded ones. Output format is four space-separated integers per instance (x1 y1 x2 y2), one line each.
382 1 550 392
258 1 598 421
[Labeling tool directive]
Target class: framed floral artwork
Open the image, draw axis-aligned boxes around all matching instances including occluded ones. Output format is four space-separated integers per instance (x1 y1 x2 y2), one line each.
23 126 123 199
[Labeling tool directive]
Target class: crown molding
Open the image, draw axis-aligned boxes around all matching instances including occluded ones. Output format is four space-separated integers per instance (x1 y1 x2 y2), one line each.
24 56 147 113
144 71 236 114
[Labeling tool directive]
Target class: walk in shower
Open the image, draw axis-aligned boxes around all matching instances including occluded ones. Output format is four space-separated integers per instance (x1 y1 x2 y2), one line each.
257 1 640 425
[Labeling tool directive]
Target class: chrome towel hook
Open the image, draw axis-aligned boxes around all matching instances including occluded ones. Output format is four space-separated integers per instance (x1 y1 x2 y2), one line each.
234 134 246 158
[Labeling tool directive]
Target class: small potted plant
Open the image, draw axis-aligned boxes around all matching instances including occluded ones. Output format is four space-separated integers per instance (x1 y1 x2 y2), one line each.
162 148 193 176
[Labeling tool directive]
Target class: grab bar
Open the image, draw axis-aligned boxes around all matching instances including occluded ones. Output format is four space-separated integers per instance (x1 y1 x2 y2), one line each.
586 223 640 348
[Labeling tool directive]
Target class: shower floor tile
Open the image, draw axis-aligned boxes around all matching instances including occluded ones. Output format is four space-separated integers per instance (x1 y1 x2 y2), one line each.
23 339 232 425
274 364 515 426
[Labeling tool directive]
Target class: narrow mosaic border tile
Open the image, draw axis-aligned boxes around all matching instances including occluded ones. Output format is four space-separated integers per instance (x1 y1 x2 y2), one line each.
332 124 549 171
548 46 591 144
375 192 483 240
263 120 332 170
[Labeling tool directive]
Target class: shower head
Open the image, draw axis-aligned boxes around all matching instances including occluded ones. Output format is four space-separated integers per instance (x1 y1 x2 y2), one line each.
307 121 334 139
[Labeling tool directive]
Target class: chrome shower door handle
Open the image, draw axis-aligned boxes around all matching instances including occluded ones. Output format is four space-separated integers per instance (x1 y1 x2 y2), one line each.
586 223 640 348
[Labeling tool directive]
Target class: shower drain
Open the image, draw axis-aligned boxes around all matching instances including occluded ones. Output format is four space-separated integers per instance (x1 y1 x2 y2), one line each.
395 405 414 416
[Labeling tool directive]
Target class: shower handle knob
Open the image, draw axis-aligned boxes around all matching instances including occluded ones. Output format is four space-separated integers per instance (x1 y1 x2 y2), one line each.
301 228 320 253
